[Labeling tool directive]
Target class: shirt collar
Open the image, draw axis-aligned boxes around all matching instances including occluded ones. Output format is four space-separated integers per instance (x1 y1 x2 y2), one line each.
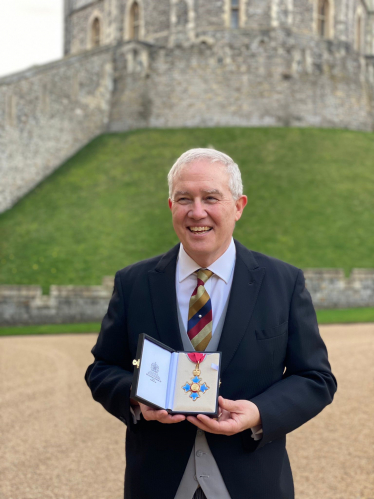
178 238 236 284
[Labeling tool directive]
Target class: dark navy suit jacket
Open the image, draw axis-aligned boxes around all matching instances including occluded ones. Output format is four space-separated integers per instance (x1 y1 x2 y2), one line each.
85 240 337 499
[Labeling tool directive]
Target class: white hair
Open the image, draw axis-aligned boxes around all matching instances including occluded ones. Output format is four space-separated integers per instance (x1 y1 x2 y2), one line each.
168 148 243 200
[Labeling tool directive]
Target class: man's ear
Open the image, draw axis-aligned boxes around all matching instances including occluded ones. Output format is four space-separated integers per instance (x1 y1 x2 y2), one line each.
235 195 248 222
168 198 173 210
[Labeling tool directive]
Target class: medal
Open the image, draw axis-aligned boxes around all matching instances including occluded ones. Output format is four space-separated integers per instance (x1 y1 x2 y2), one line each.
182 353 210 401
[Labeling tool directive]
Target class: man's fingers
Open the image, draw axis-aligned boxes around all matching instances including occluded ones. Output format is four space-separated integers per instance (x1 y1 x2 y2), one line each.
144 408 185 424
159 413 186 424
140 405 168 421
196 414 222 430
153 410 169 421
170 414 186 423
219 396 242 413
187 414 236 435
197 414 237 433
187 415 213 432
139 404 154 420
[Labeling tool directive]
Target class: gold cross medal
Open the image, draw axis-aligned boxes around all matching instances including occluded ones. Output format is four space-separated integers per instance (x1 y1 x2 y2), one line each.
182 353 210 401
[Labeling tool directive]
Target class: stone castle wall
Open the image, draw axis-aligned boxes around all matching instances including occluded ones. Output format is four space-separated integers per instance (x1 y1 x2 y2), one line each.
304 268 374 309
69 3 106 54
0 47 113 214
63 0 374 52
1 270 373 326
109 31 374 132
1 31 374 214
0 277 114 326
1 0 374 215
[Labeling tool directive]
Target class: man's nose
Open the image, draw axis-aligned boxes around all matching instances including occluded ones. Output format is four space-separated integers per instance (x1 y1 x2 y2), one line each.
188 200 206 219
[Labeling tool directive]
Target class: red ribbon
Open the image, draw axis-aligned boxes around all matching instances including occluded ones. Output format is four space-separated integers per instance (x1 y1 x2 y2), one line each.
187 352 206 364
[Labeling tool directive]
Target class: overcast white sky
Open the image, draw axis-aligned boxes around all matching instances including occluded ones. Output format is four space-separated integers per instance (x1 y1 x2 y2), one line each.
0 0 63 78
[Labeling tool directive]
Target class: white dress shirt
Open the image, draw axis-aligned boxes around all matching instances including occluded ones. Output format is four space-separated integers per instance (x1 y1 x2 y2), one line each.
131 238 263 440
175 238 262 441
176 238 236 335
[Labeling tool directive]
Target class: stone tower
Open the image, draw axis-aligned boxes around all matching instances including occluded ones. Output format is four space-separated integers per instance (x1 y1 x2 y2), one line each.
64 0 374 55
62 0 374 131
1 0 374 213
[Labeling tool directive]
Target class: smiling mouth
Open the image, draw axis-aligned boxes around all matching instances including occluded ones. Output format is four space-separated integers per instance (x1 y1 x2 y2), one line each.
188 226 213 234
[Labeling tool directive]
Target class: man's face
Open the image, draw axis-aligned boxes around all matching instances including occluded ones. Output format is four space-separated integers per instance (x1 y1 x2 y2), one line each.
168 160 247 266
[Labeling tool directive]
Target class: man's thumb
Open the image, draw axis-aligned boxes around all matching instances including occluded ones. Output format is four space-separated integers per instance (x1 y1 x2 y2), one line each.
219 396 241 412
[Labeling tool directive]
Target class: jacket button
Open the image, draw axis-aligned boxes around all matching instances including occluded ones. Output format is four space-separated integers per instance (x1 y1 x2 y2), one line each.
196 450 203 457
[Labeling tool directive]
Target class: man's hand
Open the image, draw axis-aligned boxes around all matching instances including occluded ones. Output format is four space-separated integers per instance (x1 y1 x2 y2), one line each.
187 396 261 435
139 402 186 424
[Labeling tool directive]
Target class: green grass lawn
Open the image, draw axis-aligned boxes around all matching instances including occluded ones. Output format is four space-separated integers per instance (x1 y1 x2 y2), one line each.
1 308 373 336
316 307 374 324
0 322 101 336
0 128 373 293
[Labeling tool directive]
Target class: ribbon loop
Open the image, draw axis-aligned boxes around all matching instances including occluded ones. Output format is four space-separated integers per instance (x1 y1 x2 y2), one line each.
187 352 206 364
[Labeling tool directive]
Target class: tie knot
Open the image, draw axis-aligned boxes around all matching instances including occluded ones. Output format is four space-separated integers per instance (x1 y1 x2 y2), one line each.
196 268 214 284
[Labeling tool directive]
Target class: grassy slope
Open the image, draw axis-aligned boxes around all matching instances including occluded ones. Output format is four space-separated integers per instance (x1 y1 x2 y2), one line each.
0 128 373 294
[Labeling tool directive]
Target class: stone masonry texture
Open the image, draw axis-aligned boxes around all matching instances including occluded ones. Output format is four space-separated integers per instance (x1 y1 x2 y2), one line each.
1 270 374 326
1 0 374 215
0 47 113 214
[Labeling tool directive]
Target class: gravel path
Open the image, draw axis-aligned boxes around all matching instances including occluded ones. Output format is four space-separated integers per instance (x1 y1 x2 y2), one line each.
0 324 373 499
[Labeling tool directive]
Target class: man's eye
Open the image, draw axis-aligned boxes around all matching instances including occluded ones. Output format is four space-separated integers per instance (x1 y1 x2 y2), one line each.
206 197 218 202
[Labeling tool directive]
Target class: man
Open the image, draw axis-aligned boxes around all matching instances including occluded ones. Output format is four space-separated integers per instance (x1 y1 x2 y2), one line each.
85 148 337 499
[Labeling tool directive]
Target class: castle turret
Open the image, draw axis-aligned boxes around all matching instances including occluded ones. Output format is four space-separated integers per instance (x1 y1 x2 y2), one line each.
64 0 374 57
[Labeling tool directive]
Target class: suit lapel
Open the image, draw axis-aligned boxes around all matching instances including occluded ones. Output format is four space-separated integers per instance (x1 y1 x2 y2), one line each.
148 243 184 351
218 241 266 374
148 240 265 362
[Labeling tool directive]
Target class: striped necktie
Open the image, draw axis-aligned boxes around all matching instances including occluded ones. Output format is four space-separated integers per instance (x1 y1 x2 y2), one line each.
187 269 214 351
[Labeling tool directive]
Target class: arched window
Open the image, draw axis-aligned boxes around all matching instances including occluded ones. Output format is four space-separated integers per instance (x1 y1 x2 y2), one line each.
317 0 330 38
91 17 101 47
231 0 240 29
130 2 140 40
